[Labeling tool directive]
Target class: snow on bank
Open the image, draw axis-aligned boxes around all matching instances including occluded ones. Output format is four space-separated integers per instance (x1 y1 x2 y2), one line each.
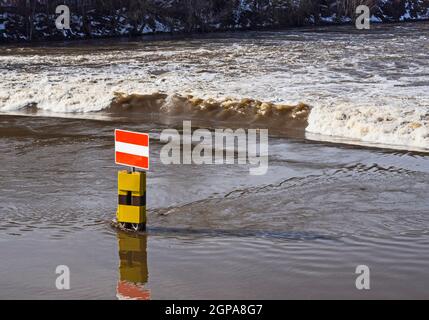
1 0 429 42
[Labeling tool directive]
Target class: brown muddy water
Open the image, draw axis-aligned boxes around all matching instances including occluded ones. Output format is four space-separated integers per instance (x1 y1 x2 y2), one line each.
0 23 429 299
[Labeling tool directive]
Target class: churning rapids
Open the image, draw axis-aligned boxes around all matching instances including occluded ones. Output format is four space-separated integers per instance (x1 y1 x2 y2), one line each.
1 22 429 151
1 22 429 299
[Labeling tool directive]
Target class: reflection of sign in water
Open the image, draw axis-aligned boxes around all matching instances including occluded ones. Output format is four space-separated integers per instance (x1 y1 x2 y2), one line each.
116 232 151 300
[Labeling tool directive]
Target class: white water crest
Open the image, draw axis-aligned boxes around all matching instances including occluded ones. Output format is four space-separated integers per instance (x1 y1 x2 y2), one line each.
307 104 429 150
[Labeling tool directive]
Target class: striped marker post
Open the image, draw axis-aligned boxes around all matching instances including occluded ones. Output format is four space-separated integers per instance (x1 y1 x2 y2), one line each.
115 129 149 232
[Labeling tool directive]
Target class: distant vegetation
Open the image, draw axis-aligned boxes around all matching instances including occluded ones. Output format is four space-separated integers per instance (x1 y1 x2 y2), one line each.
1 0 428 41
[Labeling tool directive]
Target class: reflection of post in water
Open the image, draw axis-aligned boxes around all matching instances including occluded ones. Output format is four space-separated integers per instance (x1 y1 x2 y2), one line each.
116 231 150 300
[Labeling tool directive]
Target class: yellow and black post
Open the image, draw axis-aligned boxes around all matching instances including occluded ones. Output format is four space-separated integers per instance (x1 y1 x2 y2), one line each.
117 170 146 231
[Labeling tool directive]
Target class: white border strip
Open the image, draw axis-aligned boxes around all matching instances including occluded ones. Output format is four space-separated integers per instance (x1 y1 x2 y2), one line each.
115 142 149 157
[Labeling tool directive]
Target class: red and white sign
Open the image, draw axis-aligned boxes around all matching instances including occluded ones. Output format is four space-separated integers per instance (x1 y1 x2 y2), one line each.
115 129 149 171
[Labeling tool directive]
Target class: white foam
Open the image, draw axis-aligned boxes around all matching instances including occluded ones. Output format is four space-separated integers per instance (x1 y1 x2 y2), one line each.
306 104 429 150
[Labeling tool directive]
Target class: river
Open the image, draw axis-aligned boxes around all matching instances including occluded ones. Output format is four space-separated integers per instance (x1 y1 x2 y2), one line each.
0 22 428 299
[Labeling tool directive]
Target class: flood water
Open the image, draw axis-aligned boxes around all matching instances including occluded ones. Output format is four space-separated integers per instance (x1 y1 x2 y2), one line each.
0 22 428 299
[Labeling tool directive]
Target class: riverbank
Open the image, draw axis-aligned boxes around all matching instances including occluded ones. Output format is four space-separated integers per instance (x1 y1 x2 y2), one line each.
1 0 429 43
